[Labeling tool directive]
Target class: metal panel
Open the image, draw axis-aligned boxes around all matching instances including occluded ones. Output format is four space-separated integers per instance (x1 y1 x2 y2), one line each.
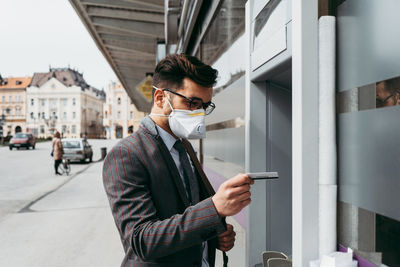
251 0 288 70
266 82 292 254
337 0 400 92
338 106 400 221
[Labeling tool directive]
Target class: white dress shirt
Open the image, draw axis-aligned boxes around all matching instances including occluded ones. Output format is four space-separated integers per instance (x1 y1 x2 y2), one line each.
156 125 210 267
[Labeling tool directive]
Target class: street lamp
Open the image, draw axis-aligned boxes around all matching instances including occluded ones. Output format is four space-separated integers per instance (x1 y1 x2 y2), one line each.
44 114 58 137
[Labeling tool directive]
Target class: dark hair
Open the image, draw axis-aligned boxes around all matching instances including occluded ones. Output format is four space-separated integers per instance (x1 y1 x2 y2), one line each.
152 54 218 103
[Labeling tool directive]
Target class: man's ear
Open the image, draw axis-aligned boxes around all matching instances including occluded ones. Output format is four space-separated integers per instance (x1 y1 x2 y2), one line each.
153 89 165 108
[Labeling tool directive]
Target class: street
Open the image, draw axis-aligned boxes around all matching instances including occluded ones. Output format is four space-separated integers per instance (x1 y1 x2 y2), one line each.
0 139 124 266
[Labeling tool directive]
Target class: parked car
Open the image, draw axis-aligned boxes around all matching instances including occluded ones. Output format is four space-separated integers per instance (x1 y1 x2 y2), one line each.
62 138 93 163
9 133 36 150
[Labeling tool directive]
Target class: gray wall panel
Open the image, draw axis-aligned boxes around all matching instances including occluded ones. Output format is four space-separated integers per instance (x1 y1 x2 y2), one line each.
203 76 246 167
338 106 400 221
204 127 245 167
207 76 245 125
337 0 400 92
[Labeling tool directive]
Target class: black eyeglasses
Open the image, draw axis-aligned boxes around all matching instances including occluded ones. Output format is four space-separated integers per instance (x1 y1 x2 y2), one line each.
163 88 216 115
376 90 400 108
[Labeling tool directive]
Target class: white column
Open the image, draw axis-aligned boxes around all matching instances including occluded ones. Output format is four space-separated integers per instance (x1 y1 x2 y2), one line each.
292 0 319 266
318 16 337 257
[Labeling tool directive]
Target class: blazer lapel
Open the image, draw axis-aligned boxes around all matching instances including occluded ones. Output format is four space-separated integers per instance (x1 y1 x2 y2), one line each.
140 116 190 207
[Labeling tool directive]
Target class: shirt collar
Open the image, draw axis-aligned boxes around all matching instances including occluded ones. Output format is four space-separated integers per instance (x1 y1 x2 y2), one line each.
156 125 178 152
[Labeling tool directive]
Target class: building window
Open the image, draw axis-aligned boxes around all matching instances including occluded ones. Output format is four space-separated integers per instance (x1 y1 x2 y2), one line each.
62 125 67 133
72 98 76 106
31 99 34 106
117 111 121 119
16 95 21 103
40 125 45 134
52 112 56 119
42 112 45 119
2 96 5 103
30 112 34 119
9 96 12 103
41 99 46 106
51 98 57 107
72 112 76 119
63 112 67 119
72 125 76 134
105 111 108 119
16 106 21 116
118 97 121 105
130 111 133 119
63 99 67 106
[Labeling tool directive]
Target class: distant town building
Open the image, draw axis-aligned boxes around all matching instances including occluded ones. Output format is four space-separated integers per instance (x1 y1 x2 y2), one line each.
103 81 146 139
0 76 32 137
26 68 105 138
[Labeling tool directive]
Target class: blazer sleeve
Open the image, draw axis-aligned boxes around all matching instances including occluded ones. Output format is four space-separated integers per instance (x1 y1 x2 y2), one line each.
102 144 226 261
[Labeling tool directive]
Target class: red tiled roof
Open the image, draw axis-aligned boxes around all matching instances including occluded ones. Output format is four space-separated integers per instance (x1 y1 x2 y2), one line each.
0 77 32 89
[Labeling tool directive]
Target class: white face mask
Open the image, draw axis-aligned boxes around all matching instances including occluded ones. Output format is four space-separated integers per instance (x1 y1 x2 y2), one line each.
150 87 206 139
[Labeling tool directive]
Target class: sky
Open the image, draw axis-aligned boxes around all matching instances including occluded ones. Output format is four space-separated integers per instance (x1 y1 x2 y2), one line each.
0 0 117 90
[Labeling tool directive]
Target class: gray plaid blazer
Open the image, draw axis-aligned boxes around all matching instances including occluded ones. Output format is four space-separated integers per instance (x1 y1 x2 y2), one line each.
102 116 226 267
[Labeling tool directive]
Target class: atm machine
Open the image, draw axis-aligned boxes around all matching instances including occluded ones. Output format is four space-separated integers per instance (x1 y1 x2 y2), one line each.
245 0 293 266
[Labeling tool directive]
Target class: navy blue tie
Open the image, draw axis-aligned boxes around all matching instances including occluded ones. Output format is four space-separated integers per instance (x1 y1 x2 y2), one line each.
173 140 198 204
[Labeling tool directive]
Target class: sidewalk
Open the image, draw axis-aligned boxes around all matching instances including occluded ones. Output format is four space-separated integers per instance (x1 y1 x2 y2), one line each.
0 151 246 267
0 160 124 267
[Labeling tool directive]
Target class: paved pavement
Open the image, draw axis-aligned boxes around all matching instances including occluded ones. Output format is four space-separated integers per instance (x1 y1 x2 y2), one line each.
0 139 117 221
0 139 123 266
0 138 246 267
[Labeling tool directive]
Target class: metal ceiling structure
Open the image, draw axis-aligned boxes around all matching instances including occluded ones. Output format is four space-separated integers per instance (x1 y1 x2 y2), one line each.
69 0 165 112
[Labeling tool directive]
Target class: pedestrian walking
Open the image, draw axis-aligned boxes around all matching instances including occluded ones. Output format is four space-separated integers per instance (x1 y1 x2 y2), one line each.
102 54 254 266
52 131 64 175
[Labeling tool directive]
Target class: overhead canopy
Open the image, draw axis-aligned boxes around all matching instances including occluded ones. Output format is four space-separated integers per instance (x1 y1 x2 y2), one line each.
69 0 165 112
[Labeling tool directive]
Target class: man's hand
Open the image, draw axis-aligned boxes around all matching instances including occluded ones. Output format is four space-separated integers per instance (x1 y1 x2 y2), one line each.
217 224 236 252
212 173 254 217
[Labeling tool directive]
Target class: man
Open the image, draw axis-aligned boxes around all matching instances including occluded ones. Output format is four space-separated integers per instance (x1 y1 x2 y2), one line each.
103 54 253 266
376 77 400 108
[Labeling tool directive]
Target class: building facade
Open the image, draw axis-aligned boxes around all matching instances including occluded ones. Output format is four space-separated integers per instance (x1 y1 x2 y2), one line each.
103 81 146 139
26 68 105 138
0 76 32 137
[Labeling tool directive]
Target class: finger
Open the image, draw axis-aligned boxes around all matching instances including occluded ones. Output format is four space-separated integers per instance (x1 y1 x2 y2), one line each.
219 241 235 252
240 198 252 208
229 184 251 196
218 231 235 240
227 174 252 187
236 191 251 202
218 231 236 242
218 226 233 237
219 235 235 244
225 243 235 252
218 230 232 238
